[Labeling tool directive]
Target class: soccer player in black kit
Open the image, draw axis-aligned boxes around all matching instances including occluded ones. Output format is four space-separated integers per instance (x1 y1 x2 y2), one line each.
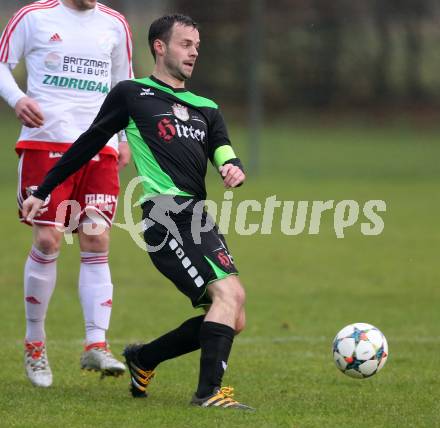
22 14 253 410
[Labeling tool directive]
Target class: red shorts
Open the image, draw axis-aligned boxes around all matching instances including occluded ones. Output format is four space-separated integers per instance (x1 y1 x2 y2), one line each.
17 149 120 229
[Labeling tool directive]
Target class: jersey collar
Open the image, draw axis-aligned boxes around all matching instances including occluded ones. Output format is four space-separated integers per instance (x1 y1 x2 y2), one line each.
149 75 188 93
59 1 96 19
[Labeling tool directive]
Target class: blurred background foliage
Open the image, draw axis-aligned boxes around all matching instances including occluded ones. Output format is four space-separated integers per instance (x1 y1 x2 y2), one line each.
2 0 440 115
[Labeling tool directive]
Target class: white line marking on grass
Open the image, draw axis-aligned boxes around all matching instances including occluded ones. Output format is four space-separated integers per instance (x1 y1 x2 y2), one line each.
237 336 440 344
14 336 440 346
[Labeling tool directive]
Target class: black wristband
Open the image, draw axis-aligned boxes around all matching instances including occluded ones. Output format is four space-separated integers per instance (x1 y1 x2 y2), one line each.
221 158 244 187
32 187 48 201
222 157 244 173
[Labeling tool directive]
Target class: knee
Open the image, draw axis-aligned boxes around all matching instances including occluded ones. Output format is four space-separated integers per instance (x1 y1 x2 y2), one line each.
34 229 61 254
235 309 246 335
217 277 246 309
230 277 246 308
79 229 109 252
232 283 246 308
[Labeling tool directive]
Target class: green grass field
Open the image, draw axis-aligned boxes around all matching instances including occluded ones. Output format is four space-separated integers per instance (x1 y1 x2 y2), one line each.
0 110 439 427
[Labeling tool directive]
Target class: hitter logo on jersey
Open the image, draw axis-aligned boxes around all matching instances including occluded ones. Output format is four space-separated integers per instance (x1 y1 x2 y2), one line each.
157 104 206 144
157 118 206 144
157 118 176 142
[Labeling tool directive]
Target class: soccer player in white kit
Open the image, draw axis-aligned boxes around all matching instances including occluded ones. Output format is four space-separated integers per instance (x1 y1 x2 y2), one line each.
0 0 133 387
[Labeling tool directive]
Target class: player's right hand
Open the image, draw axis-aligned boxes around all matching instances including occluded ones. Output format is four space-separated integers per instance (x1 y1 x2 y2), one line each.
22 195 44 222
15 97 44 128
219 163 246 188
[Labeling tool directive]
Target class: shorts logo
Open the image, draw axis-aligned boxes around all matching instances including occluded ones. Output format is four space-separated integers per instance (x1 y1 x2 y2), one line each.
49 152 99 161
85 194 117 213
169 238 205 287
49 151 63 158
217 251 231 268
100 299 112 307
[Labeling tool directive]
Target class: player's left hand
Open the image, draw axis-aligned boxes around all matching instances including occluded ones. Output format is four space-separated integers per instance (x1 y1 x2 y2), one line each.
118 142 131 170
219 164 245 188
21 195 44 222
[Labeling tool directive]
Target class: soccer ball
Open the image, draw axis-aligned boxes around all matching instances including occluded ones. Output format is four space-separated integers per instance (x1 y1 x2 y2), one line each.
333 323 388 378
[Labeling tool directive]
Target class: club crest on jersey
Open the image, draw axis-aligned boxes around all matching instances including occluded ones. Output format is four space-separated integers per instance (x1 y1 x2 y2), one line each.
44 52 62 72
172 103 190 122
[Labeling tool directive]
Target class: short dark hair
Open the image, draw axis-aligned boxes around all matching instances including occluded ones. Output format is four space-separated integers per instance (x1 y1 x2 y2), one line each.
148 14 199 60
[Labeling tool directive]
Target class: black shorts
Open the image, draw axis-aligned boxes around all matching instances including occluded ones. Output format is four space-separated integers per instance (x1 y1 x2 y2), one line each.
142 196 238 307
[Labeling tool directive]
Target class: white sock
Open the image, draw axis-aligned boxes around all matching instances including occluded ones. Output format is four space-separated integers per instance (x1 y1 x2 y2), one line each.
79 252 113 345
24 246 58 342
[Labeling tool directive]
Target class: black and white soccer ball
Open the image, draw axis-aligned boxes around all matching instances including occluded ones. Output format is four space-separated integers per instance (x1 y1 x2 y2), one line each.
333 323 388 378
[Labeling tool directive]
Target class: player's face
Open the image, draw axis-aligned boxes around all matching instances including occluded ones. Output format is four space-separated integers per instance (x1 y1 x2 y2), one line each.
163 24 200 81
70 0 97 10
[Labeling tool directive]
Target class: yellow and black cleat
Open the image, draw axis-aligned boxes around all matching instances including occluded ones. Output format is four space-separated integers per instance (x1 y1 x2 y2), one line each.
190 386 255 411
123 344 155 398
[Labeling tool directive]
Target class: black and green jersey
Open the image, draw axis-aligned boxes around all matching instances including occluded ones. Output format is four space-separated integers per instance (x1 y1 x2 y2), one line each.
34 76 242 202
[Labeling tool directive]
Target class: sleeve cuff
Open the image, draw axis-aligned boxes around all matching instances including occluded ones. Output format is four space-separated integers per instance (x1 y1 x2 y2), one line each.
0 61 26 108
32 187 48 201
223 157 244 172
213 145 236 168
8 90 27 109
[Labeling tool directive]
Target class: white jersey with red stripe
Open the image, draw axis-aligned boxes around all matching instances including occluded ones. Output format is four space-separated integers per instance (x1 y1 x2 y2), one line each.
0 0 133 156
